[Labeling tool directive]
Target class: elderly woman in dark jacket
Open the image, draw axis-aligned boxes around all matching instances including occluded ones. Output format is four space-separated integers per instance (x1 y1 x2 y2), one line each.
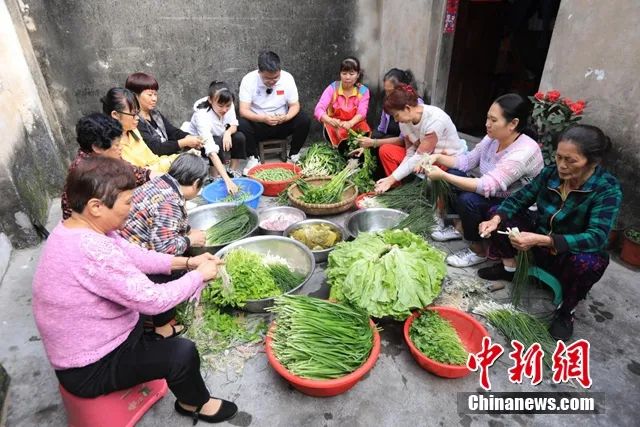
478 125 622 340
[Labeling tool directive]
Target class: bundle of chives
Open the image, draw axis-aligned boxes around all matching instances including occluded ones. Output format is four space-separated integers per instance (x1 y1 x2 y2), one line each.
267 295 375 379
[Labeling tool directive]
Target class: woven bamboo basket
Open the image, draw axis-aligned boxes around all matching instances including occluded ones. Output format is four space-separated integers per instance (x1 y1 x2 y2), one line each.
287 177 358 216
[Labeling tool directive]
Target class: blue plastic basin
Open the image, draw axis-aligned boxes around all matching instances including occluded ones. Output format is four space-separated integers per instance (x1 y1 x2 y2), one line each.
201 178 264 209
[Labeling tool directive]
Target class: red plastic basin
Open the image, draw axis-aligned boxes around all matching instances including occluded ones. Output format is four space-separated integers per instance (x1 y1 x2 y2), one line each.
354 192 378 209
248 162 302 196
265 320 380 396
404 306 489 378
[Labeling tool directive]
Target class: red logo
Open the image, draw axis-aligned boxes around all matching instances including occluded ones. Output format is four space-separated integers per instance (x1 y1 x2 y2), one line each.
508 340 544 386
467 336 504 390
552 339 592 388
276 90 285 95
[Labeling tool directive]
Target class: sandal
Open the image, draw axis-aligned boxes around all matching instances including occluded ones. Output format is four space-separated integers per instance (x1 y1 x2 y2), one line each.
175 398 238 424
145 324 186 340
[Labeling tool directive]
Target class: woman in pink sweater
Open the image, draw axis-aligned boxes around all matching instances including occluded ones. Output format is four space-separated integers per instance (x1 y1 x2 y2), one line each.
32 157 237 424
419 94 543 269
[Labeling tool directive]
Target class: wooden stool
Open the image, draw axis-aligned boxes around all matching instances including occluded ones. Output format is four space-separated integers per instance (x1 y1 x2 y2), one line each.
59 379 168 427
258 139 288 163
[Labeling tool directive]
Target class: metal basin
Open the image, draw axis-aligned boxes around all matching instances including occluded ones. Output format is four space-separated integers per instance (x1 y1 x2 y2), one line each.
214 236 316 312
283 219 346 263
344 208 409 238
258 206 307 235
187 202 259 255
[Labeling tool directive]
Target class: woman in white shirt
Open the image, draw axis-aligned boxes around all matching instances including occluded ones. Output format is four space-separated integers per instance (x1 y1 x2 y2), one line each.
374 84 467 193
183 81 246 176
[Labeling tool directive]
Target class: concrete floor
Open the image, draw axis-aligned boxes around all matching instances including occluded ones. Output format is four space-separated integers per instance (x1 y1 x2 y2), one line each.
1 192 639 427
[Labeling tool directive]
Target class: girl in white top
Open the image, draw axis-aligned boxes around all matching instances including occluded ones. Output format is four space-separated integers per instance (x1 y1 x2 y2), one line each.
374 84 467 193
183 81 247 175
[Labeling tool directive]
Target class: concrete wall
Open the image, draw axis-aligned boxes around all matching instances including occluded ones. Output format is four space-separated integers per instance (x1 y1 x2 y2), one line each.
540 0 640 225
23 0 359 145
0 0 67 255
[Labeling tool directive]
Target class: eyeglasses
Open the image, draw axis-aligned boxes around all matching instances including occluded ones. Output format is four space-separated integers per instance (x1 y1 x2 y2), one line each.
117 110 139 117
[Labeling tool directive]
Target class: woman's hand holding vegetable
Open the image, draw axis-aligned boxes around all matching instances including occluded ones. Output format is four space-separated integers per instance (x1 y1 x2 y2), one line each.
424 165 445 181
358 136 375 148
375 176 397 194
195 257 225 281
187 229 206 247
339 119 355 130
348 147 365 158
225 179 239 195
509 232 552 251
478 215 501 238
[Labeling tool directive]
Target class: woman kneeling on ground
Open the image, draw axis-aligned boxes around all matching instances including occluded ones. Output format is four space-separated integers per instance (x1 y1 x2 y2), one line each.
314 56 371 151
374 84 467 193
477 124 622 340
119 153 209 339
418 94 543 268
183 81 247 178
32 156 238 423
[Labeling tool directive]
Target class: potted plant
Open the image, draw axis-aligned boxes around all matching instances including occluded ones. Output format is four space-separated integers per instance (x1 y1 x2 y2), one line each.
529 90 586 166
621 227 640 267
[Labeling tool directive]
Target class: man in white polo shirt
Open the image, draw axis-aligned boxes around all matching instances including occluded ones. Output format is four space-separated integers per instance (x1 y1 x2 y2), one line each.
238 50 311 174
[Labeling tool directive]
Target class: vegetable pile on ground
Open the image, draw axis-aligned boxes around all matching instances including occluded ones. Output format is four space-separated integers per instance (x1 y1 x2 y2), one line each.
409 310 468 365
289 223 341 250
222 190 251 203
473 301 556 368
205 204 256 246
202 248 305 307
259 212 304 231
294 162 357 204
298 142 346 177
267 295 375 380
327 229 446 319
252 168 297 182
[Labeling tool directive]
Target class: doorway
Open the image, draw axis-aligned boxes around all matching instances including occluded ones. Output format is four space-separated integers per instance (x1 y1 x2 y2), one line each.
444 0 561 136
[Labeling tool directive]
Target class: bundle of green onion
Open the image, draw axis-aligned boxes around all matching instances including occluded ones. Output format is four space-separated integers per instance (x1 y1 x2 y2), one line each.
267 295 375 380
474 301 556 368
205 204 255 246
299 143 346 177
409 310 469 365
252 168 297 181
295 163 357 204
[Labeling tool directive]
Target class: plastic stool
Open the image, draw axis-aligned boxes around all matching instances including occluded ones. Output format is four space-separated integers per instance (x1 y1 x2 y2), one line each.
528 267 563 306
258 139 288 163
59 379 168 427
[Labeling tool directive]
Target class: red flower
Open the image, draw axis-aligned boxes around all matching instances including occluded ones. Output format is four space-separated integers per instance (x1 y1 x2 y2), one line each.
534 92 545 101
563 98 573 108
570 103 585 115
546 90 561 102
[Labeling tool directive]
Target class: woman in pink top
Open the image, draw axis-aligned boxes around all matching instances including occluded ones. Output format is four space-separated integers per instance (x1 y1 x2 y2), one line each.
314 56 371 148
32 157 238 424
419 94 543 269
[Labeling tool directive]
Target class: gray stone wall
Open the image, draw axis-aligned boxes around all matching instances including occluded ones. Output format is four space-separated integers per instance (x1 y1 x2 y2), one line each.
540 0 640 225
23 0 360 145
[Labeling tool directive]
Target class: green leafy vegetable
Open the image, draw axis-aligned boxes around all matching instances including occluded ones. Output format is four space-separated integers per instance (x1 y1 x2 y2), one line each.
268 264 306 292
267 295 375 380
295 163 357 204
299 143 346 177
409 310 468 365
327 229 446 319
205 204 255 246
252 168 297 181
203 248 282 307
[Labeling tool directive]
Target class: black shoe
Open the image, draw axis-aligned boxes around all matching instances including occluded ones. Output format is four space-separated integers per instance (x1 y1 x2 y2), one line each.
549 312 574 341
175 398 238 424
478 263 515 281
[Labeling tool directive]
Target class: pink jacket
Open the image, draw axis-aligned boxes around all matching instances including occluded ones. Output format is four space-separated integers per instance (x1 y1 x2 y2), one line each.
32 223 205 369
314 82 370 121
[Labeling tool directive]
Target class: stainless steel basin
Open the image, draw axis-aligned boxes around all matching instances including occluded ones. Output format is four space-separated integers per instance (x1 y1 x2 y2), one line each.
344 208 409 238
283 219 346 263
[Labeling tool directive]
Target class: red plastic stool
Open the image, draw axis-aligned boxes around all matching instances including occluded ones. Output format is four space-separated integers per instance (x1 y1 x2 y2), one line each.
59 379 169 427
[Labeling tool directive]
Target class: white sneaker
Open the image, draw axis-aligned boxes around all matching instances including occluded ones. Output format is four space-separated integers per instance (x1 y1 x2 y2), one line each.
431 225 463 242
446 248 487 267
243 156 260 176
288 153 301 164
